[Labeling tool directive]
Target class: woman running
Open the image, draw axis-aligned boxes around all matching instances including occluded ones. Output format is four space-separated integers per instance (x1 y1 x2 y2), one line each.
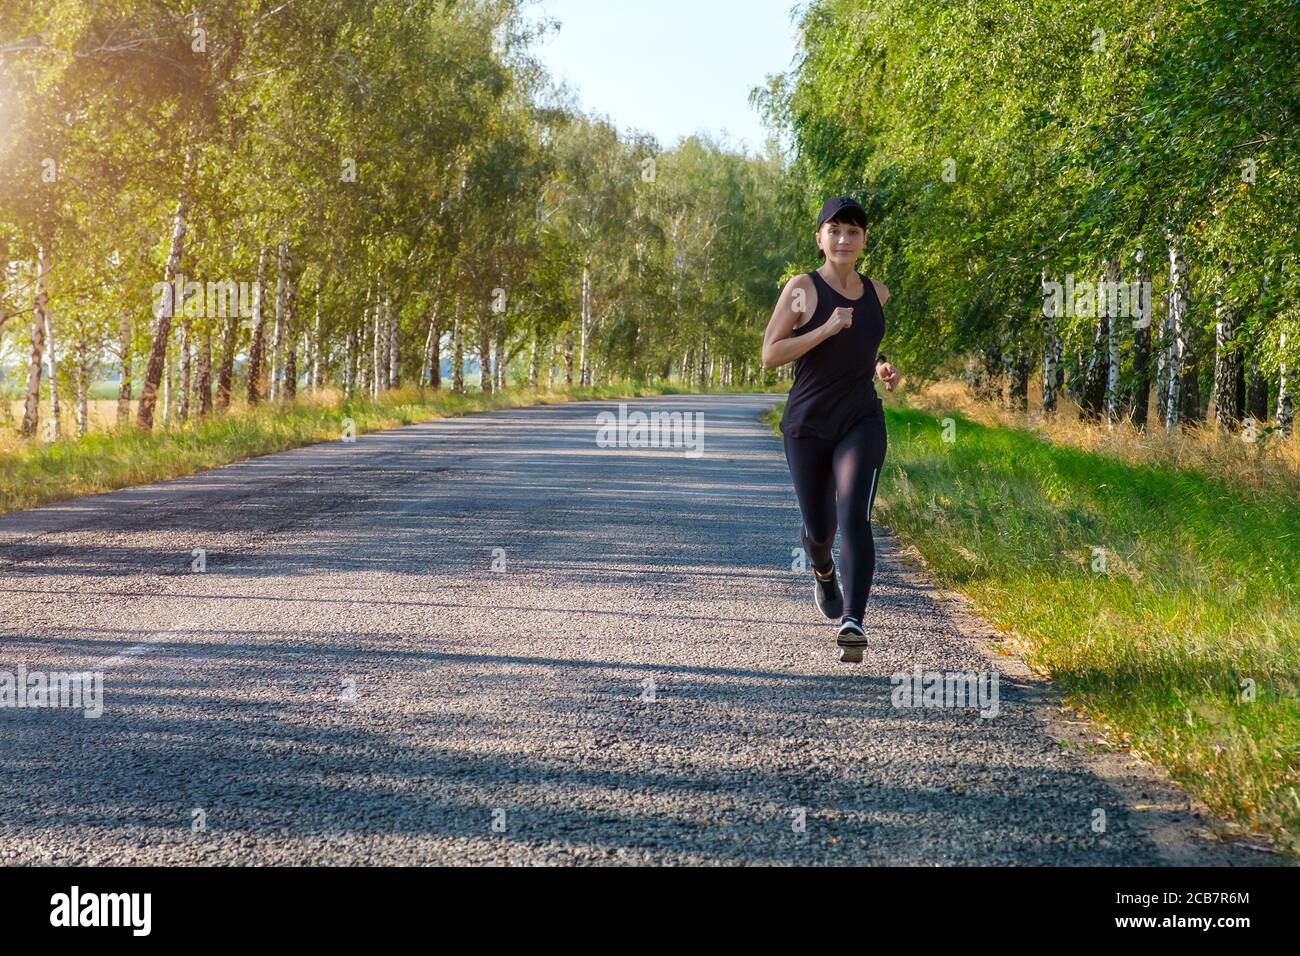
761 196 899 663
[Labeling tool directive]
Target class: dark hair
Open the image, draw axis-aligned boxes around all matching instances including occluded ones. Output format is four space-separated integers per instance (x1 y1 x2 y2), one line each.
816 208 868 260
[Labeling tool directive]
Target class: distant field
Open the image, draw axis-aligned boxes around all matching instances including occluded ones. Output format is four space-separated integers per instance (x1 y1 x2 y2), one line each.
0 372 496 436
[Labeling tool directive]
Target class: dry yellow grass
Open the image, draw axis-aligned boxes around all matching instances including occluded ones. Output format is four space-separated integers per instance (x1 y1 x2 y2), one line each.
904 378 1300 495
1 388 357 456
3 398 130 432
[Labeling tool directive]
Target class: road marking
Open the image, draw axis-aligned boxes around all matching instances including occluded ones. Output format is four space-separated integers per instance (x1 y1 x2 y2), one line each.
91 623 187 670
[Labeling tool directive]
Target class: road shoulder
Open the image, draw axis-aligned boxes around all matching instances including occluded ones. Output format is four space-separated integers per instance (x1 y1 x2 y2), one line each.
875 527 1284 866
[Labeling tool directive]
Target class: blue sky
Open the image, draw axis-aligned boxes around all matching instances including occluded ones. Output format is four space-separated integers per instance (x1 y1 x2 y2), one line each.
524 0 805 157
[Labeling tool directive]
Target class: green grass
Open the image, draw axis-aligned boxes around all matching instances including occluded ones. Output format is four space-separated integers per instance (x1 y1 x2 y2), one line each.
1 380 780 515
764 400 1300 853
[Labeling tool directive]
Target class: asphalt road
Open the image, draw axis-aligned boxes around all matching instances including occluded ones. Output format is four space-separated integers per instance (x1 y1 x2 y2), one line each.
0 393 1268 865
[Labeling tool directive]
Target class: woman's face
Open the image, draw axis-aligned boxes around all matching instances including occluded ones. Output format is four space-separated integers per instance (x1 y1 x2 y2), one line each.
817 219 865 264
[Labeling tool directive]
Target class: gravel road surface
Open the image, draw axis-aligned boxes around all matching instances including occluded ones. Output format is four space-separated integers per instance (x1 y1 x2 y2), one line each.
0 393 1269 865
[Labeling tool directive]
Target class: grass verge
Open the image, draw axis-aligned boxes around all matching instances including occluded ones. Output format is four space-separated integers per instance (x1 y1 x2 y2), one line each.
763 399 1300 854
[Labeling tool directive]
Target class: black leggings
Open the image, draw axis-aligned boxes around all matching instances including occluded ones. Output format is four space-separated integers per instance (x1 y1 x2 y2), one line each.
782 414 888 621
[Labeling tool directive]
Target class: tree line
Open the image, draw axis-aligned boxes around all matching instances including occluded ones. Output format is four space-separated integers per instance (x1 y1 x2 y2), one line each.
762 0 1298 436
0 0 798 441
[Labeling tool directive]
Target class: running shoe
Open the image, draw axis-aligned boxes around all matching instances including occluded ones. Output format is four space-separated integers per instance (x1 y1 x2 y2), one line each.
836 616 867 663
813 561 844 619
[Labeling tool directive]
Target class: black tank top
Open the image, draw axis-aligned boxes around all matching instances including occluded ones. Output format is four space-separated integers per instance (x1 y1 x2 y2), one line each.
779 269 885 441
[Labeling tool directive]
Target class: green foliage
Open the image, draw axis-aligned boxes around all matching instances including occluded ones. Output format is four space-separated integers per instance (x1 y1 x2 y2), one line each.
773 0 1300 392
1 0 795 442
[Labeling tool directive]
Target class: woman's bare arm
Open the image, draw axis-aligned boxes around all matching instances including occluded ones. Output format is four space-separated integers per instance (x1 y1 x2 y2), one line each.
871 279 898 388
762 275 833 369
871 278 890 308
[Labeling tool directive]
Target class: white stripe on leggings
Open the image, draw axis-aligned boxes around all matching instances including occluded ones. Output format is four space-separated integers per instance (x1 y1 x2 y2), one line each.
866 466 879 523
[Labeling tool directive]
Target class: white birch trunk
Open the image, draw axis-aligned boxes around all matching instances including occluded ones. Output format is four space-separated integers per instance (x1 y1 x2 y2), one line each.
245 247 268 405
371 285 381 399
1278 329 1293 436
421 304 439 387
355 282 371 397
74 329 90 437
311 278 322 392
44 306 61 437
116 310 132 425
388 295 399 388
20 244 51 437
343 328 354 395
1130 255 1153 429
357 302 368 397
1211 280 1240 427
283 263 297 400
197 324 212 416
177 311 191 423
529 329 539 388
270 240 287 401
137 150 192 430
494 313 505 391
1041 267 1061 414
1104 258 1122 424
579 263 590 387
162 348 172 426
1164 235 1188 432
452 297 464 394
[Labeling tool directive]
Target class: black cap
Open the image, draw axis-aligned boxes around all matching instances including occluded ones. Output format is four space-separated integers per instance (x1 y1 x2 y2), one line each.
816 196 866 230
